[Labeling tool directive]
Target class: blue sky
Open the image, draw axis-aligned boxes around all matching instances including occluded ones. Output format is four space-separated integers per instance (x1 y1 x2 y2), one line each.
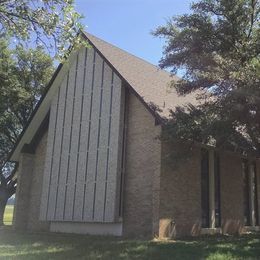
75 0 192 67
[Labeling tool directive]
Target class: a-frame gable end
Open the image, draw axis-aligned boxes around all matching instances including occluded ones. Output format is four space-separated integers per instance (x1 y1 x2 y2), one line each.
40 46 125 224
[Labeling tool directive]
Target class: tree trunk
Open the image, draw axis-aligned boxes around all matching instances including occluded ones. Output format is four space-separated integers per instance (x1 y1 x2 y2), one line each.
0 166 17 225
0 188 9 226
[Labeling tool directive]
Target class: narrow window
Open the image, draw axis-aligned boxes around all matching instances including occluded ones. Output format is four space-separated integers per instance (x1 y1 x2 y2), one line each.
201 148 209 228
214 152 221 227
118 89 128 218
118 110 127 218
252 162 259 226
242 160 250 226
201 149 221 228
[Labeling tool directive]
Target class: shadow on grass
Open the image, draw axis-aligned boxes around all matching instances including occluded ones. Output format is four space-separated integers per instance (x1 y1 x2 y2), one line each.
0 229 259 259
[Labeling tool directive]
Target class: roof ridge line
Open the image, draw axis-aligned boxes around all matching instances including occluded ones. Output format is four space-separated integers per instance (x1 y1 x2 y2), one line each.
82 31 174 78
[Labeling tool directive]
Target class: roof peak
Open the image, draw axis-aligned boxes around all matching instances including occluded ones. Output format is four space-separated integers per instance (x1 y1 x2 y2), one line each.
82 31 173 79
81 31 193 119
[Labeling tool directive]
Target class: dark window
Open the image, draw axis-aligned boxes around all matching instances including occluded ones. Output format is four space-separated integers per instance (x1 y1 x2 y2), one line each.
201 148 209 228
118 89 128 218
242 160 250 226
252 163 259 226
214 152 221 227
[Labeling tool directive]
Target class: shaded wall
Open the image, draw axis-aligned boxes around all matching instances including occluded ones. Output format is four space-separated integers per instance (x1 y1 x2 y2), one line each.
14 131 50 231
159 143 201 238
13 153 34 230
27 132 50 231
159 143 260 238
122 92 161 237
220 152 244 234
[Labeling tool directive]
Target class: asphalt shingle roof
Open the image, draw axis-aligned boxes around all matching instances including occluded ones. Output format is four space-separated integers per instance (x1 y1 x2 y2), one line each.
83 32 198 119
7 32 199 163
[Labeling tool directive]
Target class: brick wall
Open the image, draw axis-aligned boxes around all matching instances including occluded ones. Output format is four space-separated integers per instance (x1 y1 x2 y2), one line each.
13 91 260 238
220 152 244 234
13 153 34 230
14 131 50 232
159 143 201 238
122 92 161 238
159 145 260 238
27 131 50 231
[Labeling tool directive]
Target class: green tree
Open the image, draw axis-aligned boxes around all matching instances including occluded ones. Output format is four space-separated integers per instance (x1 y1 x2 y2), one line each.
0 0 83 225
153 0 260 156
0 40 54 225
0 0 83 60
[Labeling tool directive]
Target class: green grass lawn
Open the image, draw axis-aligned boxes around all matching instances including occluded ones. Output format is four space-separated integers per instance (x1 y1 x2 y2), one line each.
3 205 14 226
0 229 259 260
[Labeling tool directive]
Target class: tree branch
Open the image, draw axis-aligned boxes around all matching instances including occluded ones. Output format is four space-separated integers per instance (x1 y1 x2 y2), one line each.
247 0 256 38
0 173 6 186
5 163 18 183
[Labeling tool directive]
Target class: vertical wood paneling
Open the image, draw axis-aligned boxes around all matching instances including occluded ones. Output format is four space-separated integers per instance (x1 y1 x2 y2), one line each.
74 48 94 221
84 52 103 221
105 73 122 221
92 60 105 221
55 58 77 220
94 63 113 221
39 90 59 220
64 53 81 220
81 48 96 220
47 74 68 220
70 48 87 220
41 47 124 223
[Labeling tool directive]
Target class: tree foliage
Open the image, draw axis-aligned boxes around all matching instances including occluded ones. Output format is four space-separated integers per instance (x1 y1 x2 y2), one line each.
0 0 83 60
0 0 82 224
154 0 260 156
0 40 54 225
0 39 54 167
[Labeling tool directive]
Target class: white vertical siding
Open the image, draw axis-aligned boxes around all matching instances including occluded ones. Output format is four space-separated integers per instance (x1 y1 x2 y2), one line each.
105 74 123 221
39 91 59 220
47 73 68 220
84 52 103 221
56 57 77 221
94 63 113 221
74 48 94 221
65 48 85 220
40 47 124 223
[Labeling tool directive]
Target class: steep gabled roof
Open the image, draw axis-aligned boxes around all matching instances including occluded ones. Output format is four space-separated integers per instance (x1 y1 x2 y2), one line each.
83 32 197 119
8 32 197 162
